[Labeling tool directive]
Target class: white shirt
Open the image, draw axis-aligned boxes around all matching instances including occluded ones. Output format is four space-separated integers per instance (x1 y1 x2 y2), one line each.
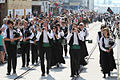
51 31 56 40
83 28 89 37
1 24 8 37
97 32 103 44
66 32 85 44
36 31 42 41
43 30 52 43
4 28 22 39
20 28 33 41
100 37 116 52
73 32 79 45
58 30 64 39
4 28 13 39
1 24 8 32
51 30 65 40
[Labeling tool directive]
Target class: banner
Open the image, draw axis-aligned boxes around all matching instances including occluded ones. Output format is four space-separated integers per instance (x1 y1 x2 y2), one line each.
0 0 5 3
14 9 24 16
8 9 13 18
25 9 32 15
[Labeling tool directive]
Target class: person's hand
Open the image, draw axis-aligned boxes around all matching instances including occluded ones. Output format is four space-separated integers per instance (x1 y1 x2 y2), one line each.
71 30 74 33
106 50 110 53
4 49 7 54
41 29 43 32
10 39 14 42
109 47 112 50
34 40 36 44
1 27 5 31
23 39 26 42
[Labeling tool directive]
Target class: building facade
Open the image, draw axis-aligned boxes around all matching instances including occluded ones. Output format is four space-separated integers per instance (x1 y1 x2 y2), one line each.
0 0 7 27
7 0 32 18
32 0 50 16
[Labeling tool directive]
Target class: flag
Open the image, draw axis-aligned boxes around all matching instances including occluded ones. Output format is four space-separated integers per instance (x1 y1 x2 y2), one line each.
107 7 114 14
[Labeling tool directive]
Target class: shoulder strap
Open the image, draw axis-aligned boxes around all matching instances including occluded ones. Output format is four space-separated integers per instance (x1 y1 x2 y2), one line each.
98 32 102 40
102 38 105 48
7 28 10 38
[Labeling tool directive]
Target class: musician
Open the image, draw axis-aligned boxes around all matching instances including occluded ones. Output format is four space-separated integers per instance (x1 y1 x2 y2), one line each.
99 28 116 78
78 23 88 66
4 20 22 75
20 20 33 67
97 25 106 67
66 23 85 77
38 21 53 76
30 23 39 65
50 24 65 67
61 20 68 56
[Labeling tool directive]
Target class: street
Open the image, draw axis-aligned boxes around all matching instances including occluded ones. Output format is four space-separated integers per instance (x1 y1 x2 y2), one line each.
0 21 118 80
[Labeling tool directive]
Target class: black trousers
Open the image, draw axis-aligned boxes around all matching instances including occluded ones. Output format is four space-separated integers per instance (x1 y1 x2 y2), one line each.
70 49 80 75
39 47 51 74
6 44 17 73
20 43 30 66
63 44 67 56
31 43 38 64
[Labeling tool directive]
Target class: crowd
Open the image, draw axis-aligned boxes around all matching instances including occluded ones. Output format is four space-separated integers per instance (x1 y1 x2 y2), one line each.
0 9 119 78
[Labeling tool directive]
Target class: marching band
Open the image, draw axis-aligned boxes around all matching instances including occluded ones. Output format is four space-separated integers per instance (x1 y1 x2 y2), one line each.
0 10 118 79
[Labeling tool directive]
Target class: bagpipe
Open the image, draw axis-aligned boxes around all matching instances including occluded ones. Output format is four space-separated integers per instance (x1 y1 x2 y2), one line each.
11 28 21 45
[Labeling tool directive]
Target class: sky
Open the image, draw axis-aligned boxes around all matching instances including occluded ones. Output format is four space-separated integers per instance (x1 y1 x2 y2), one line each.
94 0 120 4
94 0 120 5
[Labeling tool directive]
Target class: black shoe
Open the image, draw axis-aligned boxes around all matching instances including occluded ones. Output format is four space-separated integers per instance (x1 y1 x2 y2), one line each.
41 73 45 76
70 75 74 77
26 63 29 67
57 64 59 68
103 74 106 78
13 71 16 74
76 72 79 76
65 54 67 57
108 72 111 76
6 73 10 75
22 65 25 67
47 70 49 74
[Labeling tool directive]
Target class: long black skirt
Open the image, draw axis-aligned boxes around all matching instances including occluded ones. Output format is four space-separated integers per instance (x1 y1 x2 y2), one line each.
81 42 88 57
50 43 65 67
101 49 116 74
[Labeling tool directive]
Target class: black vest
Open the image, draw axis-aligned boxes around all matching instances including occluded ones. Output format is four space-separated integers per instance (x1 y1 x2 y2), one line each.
69 33 82 47
20 28 32 41
5 28 18 45
98 31 102 40
39 31 53 47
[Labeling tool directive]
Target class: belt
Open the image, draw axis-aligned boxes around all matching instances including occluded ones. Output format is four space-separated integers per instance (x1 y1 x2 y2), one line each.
42 43 50 47
71 45 80 49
